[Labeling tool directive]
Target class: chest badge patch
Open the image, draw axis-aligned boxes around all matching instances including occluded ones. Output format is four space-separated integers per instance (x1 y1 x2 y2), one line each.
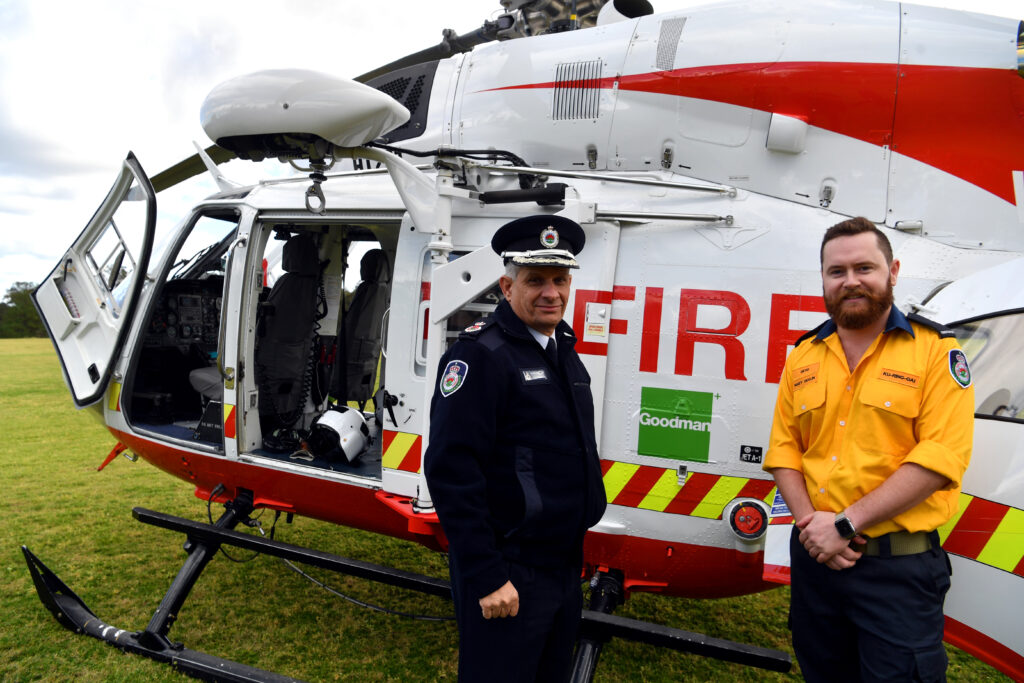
440 360 469 397
791 363 819 389
521 368 549 383
879 368 920 388
949 349 972 388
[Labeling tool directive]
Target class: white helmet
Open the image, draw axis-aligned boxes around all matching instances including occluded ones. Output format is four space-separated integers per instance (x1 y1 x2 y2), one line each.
310 406 369 462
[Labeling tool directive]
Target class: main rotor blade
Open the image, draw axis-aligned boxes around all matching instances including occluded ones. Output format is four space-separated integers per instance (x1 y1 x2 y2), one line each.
355 18 508 83
150 144 237 193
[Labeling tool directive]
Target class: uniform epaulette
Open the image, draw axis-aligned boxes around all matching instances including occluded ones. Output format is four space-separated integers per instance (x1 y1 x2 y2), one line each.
906 312 956 338
458 317 494 340
795 320 829 347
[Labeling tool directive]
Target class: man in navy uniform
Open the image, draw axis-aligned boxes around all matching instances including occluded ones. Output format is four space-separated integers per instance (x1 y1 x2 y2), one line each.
424 215 607 682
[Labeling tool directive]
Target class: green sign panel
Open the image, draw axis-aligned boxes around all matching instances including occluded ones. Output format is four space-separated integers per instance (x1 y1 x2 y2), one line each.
638 387 713 462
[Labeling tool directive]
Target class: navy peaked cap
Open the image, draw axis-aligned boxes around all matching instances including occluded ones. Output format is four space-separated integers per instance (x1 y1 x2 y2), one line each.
490 215 585 269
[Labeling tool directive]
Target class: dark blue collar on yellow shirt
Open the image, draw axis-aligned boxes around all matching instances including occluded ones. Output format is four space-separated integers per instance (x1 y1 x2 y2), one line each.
815 306 915 341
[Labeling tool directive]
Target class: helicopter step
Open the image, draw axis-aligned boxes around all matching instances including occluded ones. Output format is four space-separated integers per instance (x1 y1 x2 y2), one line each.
24 497 791 681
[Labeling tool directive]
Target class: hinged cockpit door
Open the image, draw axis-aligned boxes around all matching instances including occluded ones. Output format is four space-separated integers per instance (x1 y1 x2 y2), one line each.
32 152 156 407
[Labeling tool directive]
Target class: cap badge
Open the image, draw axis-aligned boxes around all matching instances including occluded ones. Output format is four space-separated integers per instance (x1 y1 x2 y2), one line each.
540 227 559 249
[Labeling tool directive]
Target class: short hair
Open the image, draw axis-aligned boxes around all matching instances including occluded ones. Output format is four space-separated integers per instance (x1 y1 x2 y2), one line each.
820 217 893 266
504 262 521 280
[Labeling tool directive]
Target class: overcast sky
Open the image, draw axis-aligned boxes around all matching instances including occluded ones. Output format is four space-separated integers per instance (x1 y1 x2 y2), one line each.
0 0 1019 300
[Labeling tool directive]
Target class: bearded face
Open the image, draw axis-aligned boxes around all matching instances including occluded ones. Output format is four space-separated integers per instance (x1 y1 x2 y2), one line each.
824 278 894 329
821 232 899 331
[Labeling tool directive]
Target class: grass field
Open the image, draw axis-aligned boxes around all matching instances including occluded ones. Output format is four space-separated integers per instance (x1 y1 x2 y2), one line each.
0 338 1009 682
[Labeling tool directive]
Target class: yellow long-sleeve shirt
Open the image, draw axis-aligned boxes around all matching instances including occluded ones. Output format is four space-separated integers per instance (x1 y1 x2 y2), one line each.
764 308 974 537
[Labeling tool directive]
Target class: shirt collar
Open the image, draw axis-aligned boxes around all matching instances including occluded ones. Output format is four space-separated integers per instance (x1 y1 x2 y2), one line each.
815 306 915 341
527 325 554 348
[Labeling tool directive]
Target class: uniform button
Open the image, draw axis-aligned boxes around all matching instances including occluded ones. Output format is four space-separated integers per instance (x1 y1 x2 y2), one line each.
819 488 825 493
832 456 837 461
846 386 852 391
801 405 806 410
884 401 892 407
839 420 846 426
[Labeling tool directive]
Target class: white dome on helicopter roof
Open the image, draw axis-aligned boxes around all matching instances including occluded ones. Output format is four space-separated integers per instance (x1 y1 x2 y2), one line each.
200 69 410 159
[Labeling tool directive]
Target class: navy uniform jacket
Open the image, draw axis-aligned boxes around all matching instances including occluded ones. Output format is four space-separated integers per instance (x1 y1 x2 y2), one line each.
424 299 607 601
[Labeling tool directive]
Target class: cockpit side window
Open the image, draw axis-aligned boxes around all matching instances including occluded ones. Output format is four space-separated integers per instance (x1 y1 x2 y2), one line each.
123 211 240 449
952 309 1024 422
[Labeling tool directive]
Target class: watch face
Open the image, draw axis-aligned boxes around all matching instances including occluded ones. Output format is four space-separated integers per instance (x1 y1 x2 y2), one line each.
835 515 856 539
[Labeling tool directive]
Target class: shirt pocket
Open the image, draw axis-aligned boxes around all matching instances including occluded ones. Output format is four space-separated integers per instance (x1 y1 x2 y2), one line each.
859 379 921 419
793 380 826 417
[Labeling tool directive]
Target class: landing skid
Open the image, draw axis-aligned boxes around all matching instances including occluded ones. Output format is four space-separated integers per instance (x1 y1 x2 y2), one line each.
23 500 790 681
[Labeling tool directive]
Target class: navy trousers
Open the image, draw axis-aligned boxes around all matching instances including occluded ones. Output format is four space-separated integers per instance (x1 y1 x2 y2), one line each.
789 527 952 682
450 556 582 682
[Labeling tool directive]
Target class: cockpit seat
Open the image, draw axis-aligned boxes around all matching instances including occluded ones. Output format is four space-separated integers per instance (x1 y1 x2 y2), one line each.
189 365 222 401
333 249 391 404
255 232 322 430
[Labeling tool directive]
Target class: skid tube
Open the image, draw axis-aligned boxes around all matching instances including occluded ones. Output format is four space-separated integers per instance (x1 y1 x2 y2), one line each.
23 502 790 682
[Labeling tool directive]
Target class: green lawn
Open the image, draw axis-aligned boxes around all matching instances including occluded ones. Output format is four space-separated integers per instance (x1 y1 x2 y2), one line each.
0 338 1008 682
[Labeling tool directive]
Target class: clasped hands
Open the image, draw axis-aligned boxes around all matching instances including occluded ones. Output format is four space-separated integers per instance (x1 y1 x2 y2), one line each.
796 511 864 570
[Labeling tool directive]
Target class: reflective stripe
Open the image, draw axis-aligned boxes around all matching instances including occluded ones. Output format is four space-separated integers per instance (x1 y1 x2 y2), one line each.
382 431 422 472
638 468 683 511
108 382 122 412
602 461 774 520
602 461 641 502
940 493 1024 577
692 476 748 519
976 505 1024 573
222 404 236 439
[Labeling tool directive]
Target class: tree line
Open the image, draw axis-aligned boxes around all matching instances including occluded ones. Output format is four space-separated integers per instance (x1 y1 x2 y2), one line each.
0 283 46 338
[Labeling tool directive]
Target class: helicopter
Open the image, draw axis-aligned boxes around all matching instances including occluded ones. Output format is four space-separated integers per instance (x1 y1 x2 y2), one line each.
23 0 1024 680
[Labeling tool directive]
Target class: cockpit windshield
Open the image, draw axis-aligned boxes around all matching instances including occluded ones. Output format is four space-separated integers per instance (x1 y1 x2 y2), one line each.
951 309 1024 421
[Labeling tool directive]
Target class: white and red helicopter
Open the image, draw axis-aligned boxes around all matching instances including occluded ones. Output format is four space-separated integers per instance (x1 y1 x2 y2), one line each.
25 0 1024 679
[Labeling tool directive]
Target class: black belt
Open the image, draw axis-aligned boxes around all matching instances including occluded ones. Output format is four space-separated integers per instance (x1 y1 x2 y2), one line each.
858 530 940 557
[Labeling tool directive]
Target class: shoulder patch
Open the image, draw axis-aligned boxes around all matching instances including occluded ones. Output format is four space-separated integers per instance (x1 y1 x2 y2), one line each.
439 360 469 397
907 312 955 338
948 349 972 388
795 320 828 347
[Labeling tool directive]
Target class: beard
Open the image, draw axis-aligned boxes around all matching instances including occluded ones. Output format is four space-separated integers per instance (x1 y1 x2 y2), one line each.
824 280 893 330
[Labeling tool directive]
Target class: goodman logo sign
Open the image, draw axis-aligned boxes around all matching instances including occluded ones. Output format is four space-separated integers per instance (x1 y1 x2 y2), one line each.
638 387 713 462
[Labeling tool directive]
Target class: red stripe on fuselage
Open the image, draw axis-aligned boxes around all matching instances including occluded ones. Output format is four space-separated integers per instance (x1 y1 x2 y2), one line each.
482 62 1024 203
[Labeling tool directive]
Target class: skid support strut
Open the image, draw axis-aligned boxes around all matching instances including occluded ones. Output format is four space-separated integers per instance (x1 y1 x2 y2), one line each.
571 570 625 682
22 498 453 682
137 491 254 651
571 570 792 682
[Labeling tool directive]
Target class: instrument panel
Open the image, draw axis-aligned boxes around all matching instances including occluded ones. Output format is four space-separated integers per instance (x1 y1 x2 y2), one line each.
145 279 223 352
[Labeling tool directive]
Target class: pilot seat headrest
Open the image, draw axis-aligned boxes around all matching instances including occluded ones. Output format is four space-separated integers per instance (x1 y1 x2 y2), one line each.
359 249 391 283
281 233 320 275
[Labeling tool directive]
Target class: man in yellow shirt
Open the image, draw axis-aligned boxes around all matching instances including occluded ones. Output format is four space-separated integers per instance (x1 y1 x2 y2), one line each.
764 217 974 681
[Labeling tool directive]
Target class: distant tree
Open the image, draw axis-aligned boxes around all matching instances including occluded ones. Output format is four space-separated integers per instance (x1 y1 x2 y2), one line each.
0 282 46 338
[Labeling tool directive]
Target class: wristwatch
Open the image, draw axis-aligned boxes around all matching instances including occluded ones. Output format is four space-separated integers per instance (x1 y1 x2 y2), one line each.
834 511 857 540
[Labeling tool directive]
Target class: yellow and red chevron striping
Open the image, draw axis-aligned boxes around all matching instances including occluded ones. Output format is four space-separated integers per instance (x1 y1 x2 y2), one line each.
381 430 422 473
600 460 775 519
940 493 1024 577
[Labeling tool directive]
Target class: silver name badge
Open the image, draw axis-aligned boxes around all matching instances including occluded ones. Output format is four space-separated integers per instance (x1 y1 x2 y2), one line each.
522 368 549 383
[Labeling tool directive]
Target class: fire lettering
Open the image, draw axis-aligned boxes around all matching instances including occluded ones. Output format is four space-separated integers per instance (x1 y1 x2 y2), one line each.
674 289 750 381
